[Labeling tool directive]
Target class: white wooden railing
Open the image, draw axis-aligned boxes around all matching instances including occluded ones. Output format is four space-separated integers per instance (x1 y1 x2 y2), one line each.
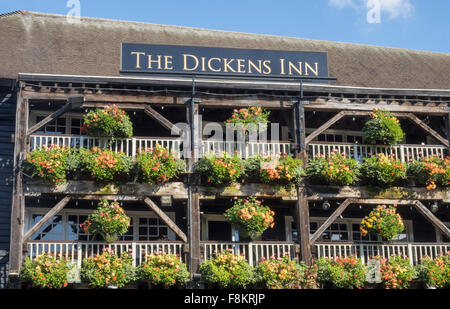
30 134 446 162
314 242 450 266
309 142 446 163
26 241 450 267
29 134 291 159
200 242 297 266
26 241 185 267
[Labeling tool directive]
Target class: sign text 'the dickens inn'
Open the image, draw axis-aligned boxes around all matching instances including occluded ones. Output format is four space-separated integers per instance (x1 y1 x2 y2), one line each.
121 43 329 79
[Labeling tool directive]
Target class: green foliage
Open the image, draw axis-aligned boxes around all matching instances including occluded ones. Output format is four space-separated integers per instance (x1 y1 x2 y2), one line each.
363 109 405 145
361 153 406 186
81 248 135 288
407 155 450 189
416 253 450 288
306 151 360 186
360 204 405 241
224 196 275 239
199 250 255 289
135 144 185 184
21 253 73 289
225 106 270 134
258 154 305 185
82 105 133 138
81 200 131 243
315 256 366 289
195 152 244 185
376 255 416 289
80 147 133 182
24 145 70 185
138 252 190 288
255 255 319 289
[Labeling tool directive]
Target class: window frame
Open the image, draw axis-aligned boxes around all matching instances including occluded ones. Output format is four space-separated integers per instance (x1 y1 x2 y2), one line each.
25 208 177 242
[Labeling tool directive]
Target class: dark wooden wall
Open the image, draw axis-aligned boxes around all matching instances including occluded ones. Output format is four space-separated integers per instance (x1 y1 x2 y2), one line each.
0 81 16 288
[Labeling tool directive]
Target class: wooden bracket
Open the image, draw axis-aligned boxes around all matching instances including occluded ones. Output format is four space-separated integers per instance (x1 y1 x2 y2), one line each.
144 105 183 136
143 197 188 242
23 196 71 242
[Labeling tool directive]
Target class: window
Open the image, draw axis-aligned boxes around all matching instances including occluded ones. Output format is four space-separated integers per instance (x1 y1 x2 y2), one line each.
35 116 67 134
26 210 175 242
32 112 85 135
138 217 169 241
286 217 414 243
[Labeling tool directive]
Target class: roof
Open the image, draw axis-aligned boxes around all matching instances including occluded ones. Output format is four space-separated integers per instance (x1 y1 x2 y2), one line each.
1 10 450 90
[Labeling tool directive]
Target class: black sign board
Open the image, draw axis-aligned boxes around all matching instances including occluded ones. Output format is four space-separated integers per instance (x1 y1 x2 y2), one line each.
121 43 329 80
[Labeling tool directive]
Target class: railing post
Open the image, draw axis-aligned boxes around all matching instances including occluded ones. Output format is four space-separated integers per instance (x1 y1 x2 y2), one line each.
399 145 405 163
248 242 253 266
131 138 137 158
407 244 414 266
132 242 137 267
359 244 365 265
77 243 82 269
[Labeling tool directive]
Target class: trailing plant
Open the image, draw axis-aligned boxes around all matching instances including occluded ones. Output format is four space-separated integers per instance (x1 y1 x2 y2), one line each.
23 145 70 185
255 255 319 289
138 252 190 288
258 154 305 185
80 147 134 182
407 155 450 190
21 252 73 289
315 256 366 289
199 249 255 289
81 200 131 243
375 255 416 289
361 153 406 186
306 151 360 186
135 144 186 184
81 248 135 288
360 204 405 241
225 106 270 134
195 152 244 185
81 105 133 138
363 108 405 145
224 196 275 239
416 253 450 289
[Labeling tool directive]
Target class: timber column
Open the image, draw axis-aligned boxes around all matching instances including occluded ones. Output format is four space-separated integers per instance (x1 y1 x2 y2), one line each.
8 83 28 288
186 81 201 280
292 97 312 266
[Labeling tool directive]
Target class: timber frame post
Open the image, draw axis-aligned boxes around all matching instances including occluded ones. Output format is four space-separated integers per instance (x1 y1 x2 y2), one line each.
185 78 202 280
8 83 28 288
292 82 312 266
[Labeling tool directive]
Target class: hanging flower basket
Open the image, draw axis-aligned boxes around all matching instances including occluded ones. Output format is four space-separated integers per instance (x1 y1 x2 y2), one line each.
225 107 270 137
225 196 275 239
360 204 405 241
362 109 405 145
81 200 131 243
81 105 133 139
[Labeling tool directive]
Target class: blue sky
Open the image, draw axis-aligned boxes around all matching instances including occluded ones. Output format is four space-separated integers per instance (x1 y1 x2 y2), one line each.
1 0 449 53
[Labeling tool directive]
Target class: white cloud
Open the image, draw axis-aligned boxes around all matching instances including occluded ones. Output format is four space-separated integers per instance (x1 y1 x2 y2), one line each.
329 0 413 20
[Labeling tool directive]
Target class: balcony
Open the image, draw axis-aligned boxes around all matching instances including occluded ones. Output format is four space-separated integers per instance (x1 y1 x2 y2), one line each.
26 240 450 267
29 134 447 161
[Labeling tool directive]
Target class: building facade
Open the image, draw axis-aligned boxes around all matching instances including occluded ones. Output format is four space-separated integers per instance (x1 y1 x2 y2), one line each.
1 10 450 288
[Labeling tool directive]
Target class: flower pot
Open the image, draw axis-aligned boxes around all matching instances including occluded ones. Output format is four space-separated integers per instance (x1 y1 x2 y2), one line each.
101 232 118 243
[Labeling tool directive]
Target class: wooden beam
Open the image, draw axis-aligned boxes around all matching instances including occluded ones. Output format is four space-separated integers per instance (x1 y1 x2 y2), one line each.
26 103 72 136
310 199 354 244
23 196 71 242
305 111 346 145
8 90 28 286
296 187 312 265
144 105 183 136
405 113 449 147
413 201 450 241
143 197 187 243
